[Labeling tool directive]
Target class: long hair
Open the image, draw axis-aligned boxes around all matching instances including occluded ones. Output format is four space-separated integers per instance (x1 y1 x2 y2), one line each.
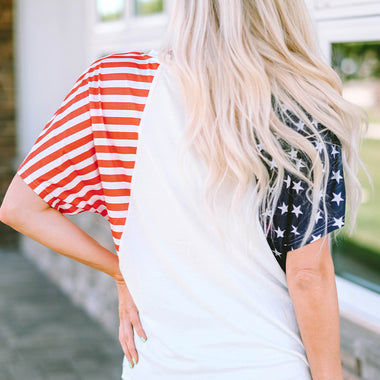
158 0 368 251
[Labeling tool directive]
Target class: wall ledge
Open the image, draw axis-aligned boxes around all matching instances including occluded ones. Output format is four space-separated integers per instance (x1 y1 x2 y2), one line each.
336 275 380 334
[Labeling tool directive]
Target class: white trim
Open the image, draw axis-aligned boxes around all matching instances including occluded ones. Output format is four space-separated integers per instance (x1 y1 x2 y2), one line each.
336 276 380 334
128 2 169 29
313 1 380 20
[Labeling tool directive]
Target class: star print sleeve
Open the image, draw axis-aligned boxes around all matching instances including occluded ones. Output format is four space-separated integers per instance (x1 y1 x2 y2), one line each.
265 130 346 272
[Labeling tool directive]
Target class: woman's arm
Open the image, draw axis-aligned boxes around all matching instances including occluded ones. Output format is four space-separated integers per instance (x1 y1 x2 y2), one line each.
0 174 123 281
286 236 343 380
0 174 146 368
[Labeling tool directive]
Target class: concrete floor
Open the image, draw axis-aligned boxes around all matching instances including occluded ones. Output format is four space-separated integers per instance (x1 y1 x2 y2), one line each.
0 249 123 380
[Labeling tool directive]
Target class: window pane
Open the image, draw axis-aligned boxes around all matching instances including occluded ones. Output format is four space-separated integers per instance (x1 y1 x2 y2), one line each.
96 0 125 22
135 0 163 16
331 41 380 293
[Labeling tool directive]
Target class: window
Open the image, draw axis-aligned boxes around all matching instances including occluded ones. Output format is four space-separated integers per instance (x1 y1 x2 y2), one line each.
331 41 380 294
96 0 125 22
89 0 170 63
134 0 164 16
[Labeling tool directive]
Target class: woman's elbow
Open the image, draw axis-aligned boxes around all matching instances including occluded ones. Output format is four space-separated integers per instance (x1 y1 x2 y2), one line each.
0 197 20 227
287 267 330 292
286 237 336 291
0 174 46 227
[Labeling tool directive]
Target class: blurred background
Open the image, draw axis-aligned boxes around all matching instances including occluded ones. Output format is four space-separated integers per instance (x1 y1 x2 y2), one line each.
0 0 379 379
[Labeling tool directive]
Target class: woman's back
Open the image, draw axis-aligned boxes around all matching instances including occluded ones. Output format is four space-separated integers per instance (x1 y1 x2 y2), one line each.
16 50 315 379
116 51 311 378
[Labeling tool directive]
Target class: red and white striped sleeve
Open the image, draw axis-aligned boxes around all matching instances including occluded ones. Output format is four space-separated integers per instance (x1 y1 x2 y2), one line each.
17 52 160 251
17 60 105 216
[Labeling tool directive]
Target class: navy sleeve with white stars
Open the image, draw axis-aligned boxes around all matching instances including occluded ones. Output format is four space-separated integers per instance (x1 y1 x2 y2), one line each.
259 110 346 273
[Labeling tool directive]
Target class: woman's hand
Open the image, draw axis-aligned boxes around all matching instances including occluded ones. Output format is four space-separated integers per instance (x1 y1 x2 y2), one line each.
116 279 148 369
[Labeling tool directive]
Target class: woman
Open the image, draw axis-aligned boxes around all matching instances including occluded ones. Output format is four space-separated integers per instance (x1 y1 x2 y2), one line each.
0 0 367 379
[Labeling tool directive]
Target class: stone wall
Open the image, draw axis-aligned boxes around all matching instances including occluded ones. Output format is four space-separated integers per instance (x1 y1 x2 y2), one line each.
341 318 380 380
20 213 119 337
0 0 18 247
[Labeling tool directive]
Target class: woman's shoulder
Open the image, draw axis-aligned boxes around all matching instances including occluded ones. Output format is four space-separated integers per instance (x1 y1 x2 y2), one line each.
97 50 159 63
79 51 161 83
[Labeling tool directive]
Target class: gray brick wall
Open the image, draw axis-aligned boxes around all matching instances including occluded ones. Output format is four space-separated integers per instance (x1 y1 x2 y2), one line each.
341 317 380 380
20 212 119 337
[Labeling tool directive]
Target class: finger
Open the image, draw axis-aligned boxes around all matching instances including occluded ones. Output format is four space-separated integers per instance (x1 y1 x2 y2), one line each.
130 309 148 342
125 320 139 365
119 324 134 367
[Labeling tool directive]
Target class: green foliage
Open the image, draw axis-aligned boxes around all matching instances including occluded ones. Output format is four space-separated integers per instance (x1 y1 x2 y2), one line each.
135 0 163 16
332 41 380 82
342 138 380 254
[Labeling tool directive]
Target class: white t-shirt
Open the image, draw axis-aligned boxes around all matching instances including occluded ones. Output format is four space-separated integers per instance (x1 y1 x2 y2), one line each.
18 49 346 379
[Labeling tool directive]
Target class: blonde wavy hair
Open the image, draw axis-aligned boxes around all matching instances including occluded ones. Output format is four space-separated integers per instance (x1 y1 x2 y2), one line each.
158 0 368 251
